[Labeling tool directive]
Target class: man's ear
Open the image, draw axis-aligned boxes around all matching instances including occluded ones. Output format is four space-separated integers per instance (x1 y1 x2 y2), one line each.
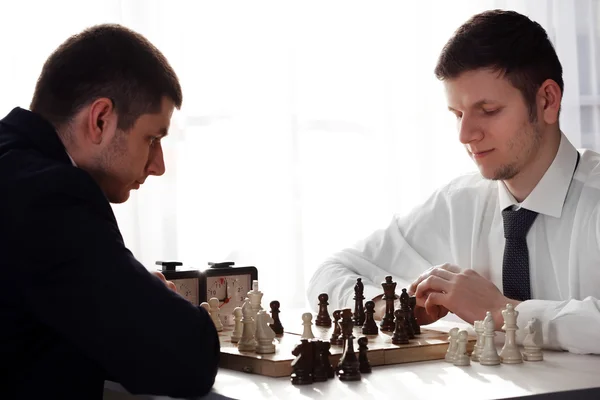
537 79 562 125
87 98 116 144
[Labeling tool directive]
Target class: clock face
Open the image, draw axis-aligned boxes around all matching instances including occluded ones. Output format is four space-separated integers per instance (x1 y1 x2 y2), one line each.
173 277 199 306
206 274 252 326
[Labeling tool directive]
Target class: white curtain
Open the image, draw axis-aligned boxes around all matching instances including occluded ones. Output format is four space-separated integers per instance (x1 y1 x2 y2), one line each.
1 0 598 309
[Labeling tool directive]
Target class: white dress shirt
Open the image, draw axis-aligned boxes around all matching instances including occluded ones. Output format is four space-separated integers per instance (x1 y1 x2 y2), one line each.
308 132 600 354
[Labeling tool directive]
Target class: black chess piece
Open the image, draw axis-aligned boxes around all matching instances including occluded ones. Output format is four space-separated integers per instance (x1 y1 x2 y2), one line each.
358 336 372 373
330 309 343 345
392 309 409 345
400 289 415 339
322 341 335 378
316 293 332 327
337 309 361 381
291 339 313 385
408 296 421 334
312 340 328 382
269 300 284 335
380 276 397 332
362 300 379 335
353 278 366 326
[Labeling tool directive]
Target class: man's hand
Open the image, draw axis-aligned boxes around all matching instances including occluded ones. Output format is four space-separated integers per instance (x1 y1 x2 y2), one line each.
152 271 178 292
409 263 520 326
372 295 449 326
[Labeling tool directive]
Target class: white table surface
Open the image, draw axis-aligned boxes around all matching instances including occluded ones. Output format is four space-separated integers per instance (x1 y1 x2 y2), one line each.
104 319 600 400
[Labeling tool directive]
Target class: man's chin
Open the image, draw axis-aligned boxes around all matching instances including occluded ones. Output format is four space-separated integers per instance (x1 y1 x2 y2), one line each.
107 191 131 204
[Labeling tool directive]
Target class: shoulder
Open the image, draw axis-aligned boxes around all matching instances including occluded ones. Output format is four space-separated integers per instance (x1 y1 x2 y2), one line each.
434 171 496 206
0 147 101 210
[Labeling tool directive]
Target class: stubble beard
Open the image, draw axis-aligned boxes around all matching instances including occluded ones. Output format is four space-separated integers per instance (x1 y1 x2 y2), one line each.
485 123 542 181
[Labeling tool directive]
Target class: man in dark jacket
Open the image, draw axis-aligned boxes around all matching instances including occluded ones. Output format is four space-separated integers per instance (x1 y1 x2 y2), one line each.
0 24 219 399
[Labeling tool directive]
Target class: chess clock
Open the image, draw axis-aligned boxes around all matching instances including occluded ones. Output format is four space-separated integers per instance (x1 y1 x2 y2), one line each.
156 260 258 327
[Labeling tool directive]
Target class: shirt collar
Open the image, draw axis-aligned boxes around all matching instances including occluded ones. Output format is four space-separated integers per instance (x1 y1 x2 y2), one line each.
498 132 579 218
66 151 77 167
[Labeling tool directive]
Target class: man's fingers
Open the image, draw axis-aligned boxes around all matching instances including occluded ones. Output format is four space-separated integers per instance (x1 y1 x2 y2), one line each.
438 263 461 273
428 268 455 281
415 275 451 299
409 264 460 295
152 271 167 282
424 291 447 317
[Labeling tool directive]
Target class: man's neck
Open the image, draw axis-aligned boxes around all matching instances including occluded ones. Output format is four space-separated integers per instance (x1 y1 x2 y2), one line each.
503 129 561 203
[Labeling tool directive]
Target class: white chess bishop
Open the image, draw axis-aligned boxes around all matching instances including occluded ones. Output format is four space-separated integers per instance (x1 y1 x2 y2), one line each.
479 311 501 366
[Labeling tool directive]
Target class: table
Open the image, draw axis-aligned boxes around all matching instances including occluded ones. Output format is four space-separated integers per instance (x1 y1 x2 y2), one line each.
104 320 600 400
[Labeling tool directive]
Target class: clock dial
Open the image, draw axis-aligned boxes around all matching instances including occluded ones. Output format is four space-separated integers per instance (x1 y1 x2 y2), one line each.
173 278 199 305
206 274 252 326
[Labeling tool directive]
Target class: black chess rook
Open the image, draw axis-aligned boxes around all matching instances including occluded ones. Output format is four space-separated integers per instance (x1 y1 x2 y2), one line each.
408 296 421 335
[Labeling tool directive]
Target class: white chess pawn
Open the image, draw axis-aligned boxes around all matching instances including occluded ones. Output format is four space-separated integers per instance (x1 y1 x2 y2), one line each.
471 320 484 362
522 318 544 361
453 330 471 366
255 310 276 354
238 300 257 351
445 327 459 362
479 311 501 366
208 297 224 332
231 307 243 343
200 302 210 313
500 303 523 364
301 312 315 339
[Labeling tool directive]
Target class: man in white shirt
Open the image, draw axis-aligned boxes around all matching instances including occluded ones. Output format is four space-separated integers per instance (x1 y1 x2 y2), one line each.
308 9 600 354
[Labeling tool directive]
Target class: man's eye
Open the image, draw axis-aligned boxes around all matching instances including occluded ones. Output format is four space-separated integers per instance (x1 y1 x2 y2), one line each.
483 109 500 115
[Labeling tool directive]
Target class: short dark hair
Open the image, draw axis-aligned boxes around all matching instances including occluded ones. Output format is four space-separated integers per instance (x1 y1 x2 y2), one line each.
434 10 563 120
30 24 182 134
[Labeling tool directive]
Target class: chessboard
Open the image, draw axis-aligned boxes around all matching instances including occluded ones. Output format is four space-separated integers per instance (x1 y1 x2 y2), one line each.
218 321 476 377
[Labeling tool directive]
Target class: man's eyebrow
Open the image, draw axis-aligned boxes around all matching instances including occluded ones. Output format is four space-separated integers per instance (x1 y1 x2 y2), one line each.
447 99 497 112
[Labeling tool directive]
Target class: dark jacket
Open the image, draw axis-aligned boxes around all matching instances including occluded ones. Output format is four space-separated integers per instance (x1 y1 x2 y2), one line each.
0 107 219 399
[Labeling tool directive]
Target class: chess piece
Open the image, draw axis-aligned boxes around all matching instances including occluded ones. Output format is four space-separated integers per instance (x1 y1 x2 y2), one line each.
453 330 471 366
500 303 523 364
247 280 264 311
312 340 329 382
362 300 379 335
330 309 343 345
237 300 257 352
479 311 501 366
380 276 397 332
358 336 372 373
301 312 315 339
208 297 224 332
200 302 210 313
269 300 284 335
231 307 243 343
353 278 366 326
408 296 421 334
471 320 484 362
291 339 313 385
392 309 409 345
321 341 335 379
445 327 459 362
316 293 332 327
337 309 361 381
522 318 543 361
399 289 415 339
255 310 276 354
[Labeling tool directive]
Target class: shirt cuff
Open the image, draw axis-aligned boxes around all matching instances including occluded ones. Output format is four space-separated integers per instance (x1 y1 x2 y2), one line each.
515 299 567 350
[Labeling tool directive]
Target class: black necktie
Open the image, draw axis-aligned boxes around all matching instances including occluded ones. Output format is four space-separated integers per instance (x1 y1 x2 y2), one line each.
502 207 538 301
